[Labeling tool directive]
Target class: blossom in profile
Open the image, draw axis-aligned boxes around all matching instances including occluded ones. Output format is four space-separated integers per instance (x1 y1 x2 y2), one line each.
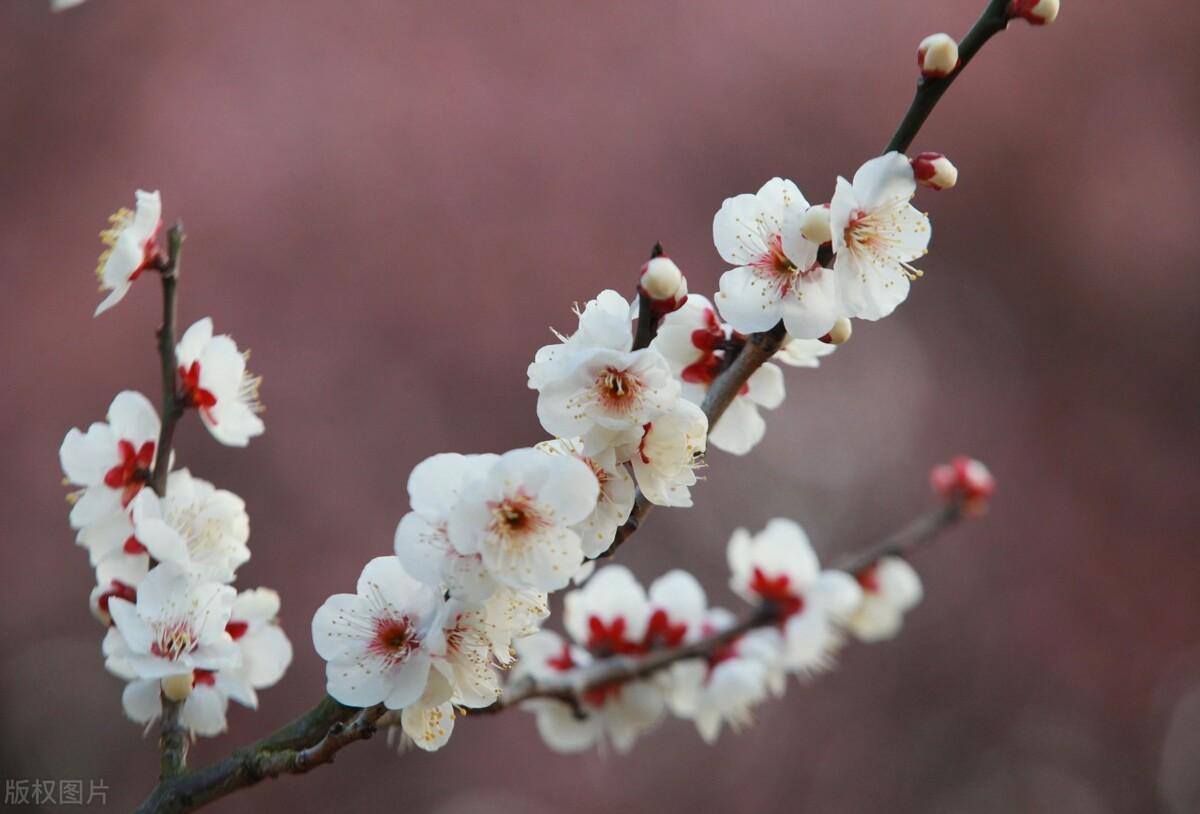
447 448 599 592
651 295 784 455
94 190 161 316
176 318 265 447
727 519 862 672
311 556 446 709
846 557 924 642
713 178 842 339
830 152 931 321
60 390 160 529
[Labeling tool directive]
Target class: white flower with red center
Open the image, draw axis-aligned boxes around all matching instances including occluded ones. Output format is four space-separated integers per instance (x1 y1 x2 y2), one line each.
667 608 778 743
447 448 599 592
106 563 239 680
713 178 842 339
727 519 862 673
110 587 293 736
563 565 650 656
535 437 635 558
311 556 446 709
527 290 634 390
60 390 161 530
93 190 161 317
478 585 549 666
535 346 680 455
644 569 707 649
175 318 264 447
394 453 500 601
651 295 785 455
511 630 666 753
830 152 932 321
846 557 924 643
128 469 250 583
930 455 996 515
626 399 708 507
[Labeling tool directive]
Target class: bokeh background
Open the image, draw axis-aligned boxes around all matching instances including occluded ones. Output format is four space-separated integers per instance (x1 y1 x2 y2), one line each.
2 0 1198 811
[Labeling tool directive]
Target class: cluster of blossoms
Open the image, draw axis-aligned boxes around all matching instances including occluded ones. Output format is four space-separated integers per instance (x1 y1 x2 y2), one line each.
309 144 998 754
60 192 285 737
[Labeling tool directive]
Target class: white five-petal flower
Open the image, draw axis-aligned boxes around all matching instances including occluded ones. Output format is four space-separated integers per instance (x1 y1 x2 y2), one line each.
830 152 932 320
626 400 708 507
94 190 161 316
527 290 634 390
176 318 265 447
312 556 446 709
713 178 841 339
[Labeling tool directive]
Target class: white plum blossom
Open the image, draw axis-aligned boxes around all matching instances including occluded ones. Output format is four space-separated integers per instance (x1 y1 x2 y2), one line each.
106 563 239 680
311 556 445 709
128 469 250 583
651 295 784 455
94 190 161 316
435 601 502 708
447 448 599 592
830 152 932 321
667 608 779 743
394 453 499 601
727 519 862 673
175 318 265 447
110 587 292 736
563 565 650 655
713 178 841 339
644 569 708 649
90 553 148 626
535 346 680 454
60 390 160 529
478 585 549 665
511 630 665 754
527 290 634 390
846 556 924 642
626 400 707 507
536 437 635 558
399 668 458 751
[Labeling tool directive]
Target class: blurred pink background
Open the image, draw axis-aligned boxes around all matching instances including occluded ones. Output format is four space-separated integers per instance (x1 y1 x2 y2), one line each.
2 0 1198 811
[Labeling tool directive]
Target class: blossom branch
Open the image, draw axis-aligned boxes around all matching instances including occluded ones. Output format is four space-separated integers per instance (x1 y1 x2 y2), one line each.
885 0 1014 154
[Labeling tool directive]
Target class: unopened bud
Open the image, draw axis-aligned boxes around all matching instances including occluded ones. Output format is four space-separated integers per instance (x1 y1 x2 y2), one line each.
911 152 958 191
638 254 688 315
1009 0 1059 25
917 33 959 78
797 205 832 245
161 673 194 702
931 455 995 514
819 318 853 345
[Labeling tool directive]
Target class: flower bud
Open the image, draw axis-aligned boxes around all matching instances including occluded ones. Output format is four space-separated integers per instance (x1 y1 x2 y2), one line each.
638 253 688 315
797 205 832 245
931 456 995 514
910 152 958 191
1009 0 1059 25
917 33 959 78
819 317 853 345
161 673 194 703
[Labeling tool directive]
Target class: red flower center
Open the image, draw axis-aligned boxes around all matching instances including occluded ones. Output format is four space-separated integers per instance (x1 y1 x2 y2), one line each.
103 439 155 507
178 361 219 425
856 564 881 594
96 579 137 623
368 617 418 665
586 615 644 657
748 567 805 618
642 608 688 650
225 620 249 640
192 669 217 687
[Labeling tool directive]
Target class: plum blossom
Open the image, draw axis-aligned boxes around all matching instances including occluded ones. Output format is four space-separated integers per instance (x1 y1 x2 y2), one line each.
175 318 264 447
447 448 599 592
94 190 161 316
536 437 635 558
128 469 250 583
727 519 862 673
651 295 784 455
394 453 499 601
60 390 160 529
511 630 665 753
626 400 707 507
534 346 680 454
311 556 445 709
563 565 650 656
644 570 708 649
527 290 633 390
478 585 549 665
90 553 148 626
106 563 239 680
713 178 841 339
667 608 780 743
399 668 458 751
830 152 932 321
638 254 688 315
846 557 924 642
931 455 996 514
